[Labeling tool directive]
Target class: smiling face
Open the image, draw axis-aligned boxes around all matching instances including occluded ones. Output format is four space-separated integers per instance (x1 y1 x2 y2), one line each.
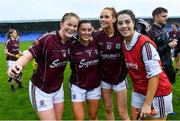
79 23 93 42
99 9 116 30
117 13 135 40
60 16 79 40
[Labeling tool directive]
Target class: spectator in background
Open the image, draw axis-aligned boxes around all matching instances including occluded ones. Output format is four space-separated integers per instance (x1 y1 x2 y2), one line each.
117 9 172 120
94 7 130 120
7 12 79 120
169 22 180 74
147 7 177 83
135 18 150 35
70 20 101 120
4 29 23 92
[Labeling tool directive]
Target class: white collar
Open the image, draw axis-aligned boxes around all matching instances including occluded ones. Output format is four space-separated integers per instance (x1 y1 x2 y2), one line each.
124 31 141 50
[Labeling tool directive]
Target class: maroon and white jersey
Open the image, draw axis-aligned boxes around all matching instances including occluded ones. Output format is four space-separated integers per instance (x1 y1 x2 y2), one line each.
5 38 20 61
29 31 71 93
70 39 101 90
94 30 127 85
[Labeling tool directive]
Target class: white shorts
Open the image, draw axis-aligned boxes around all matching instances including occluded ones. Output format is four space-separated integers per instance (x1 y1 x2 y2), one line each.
131 91 173 118
7 60 16 67
29 81 64 112
101 79 128 92
71 84 101 102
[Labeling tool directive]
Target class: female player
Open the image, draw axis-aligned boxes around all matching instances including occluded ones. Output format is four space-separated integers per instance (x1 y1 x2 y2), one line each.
117 9 172 120
94 7 130 120
70 20 101 120
4 29 23 92
7 12 79 120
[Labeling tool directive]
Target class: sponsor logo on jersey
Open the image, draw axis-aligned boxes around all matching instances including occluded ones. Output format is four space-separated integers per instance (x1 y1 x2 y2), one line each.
100 54 121 59
50 59 68 68
126 62 138 70
79 59 99 68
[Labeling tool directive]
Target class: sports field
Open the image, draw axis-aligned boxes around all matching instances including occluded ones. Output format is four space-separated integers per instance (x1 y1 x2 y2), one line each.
0 41 179 120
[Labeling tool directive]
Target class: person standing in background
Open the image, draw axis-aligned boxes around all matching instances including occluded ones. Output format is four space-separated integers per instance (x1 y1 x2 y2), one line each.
7 12 79 120
169 22 180 74
94 7 130 120
135 18 150 35
4 29 23 92
147 7 177 83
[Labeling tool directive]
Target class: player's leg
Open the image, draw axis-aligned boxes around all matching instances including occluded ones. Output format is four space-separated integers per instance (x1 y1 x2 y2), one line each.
54 102 64 120
86 86 101 120
53 84 64 120
101 81 114 120
116 89 129 120
71 84 86 120
114 80 130 120
29 81 56 120
7 60 15 92
72 102 85 120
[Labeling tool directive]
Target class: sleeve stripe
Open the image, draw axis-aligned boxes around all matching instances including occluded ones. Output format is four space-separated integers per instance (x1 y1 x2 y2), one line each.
144 42 152 60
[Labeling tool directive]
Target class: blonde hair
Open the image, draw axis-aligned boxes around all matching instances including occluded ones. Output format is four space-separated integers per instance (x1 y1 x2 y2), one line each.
61 12 79 23
103 7 117 19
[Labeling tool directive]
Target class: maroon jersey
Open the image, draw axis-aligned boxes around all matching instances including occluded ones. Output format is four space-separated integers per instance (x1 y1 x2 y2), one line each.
5 38 20 61
169 30 180 40
122 35 171 96
29 31 71 93
70 39 101 90
169 30 180 50
94 30 127 85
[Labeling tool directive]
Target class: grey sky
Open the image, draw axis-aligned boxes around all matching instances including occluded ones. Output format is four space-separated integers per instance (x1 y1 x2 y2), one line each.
0 0 179 22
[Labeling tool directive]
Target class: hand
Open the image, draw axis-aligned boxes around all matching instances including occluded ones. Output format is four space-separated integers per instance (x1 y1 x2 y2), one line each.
7 65 22 79
168 39 177 48
140 103 151 119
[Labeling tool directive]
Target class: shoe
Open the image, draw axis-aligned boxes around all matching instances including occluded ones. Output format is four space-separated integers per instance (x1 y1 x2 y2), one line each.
11 86 16 92
18 84 24 88
18 82 24 88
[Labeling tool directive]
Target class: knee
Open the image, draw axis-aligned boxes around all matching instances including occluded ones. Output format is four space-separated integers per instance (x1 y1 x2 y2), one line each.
88 113 97 120
105 106 113 114
119 110 129 120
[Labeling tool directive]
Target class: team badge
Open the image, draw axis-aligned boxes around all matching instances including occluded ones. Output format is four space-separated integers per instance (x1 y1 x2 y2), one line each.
116 43 121 49
39 100 47 108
